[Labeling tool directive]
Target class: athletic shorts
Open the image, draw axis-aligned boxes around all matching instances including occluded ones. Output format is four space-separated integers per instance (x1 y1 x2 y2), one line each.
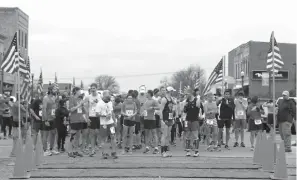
89 117 100 129
100 124 115 137
70 122 88 131
144 120 156 130
217 119 232 129
234 119 246 129
155 114 161 128
123 119 135 127
184 120 199 132
32 120 43 133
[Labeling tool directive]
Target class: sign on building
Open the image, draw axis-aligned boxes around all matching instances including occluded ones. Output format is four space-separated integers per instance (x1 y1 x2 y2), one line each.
252 70 289 80
261 72 269 86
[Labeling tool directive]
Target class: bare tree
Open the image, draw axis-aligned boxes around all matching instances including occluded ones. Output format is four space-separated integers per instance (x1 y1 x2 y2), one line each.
94 75 120 94
170 64 206 94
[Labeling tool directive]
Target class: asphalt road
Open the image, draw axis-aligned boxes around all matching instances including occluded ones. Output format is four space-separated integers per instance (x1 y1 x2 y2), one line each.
0 131 296 180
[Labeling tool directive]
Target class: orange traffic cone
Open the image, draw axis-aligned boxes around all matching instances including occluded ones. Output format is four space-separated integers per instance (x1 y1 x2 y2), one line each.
24 131 34 173
261 135 274 172
10 138 29 179
33 132 43 169
253 131 262 165
270 141 288 180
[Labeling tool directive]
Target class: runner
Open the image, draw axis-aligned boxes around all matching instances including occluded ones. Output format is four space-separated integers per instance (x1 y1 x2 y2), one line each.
247 96 264 151
217 90 235 150
121 93 137 155
233 92 248 147
204 92 219 151
68 87 90 158
152 88 162 146
55 99 69 152
135 90 145 150
143 90 159 154
96 90 118 159
159 86 176 158
183 88 203 157
85 83 101 157
42 85 59 156
0 95 12 139
113 96 123 149
29 93 43 150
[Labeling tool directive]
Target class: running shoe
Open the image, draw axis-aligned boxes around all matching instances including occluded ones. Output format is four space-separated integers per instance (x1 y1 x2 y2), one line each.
51 149 60 155
240 142 246 147
89 150 96 157
186 151 191 157
143 147 150 154
167 151 173 157
74 152 83 157
162 152 170 158
68 152 76 158
225 145 230 150
152 148 159 154
102 153 108 159
44 150 52 156
250 146 255 151
233 142 239 147
111 152 118 159
193 151 199 157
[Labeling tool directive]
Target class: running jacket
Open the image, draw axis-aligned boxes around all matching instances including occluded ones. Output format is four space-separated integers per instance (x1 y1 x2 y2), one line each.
184 97 204 121
217 98 235 120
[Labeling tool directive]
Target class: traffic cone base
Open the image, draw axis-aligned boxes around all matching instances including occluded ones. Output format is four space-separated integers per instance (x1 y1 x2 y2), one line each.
271 141 288 180
261 135 274 172
10 139 30 179
24 132 34 172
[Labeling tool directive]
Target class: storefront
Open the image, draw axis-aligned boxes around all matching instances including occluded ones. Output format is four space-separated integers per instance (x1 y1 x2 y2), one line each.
228 40 296 98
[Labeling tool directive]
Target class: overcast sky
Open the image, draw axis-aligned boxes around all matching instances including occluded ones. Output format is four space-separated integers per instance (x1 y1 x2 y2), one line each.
2 0 296 92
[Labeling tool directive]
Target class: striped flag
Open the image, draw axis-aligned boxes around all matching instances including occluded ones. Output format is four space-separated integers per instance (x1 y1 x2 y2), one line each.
20 58 31 102
194 71 200 89
266 32 284 73
53 72 59 92
1 33 18 74
202 58 223 95
183 85 189 94
37 69 43 94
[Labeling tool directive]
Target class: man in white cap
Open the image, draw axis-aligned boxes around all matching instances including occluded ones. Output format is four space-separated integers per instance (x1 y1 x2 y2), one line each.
276 90 296 152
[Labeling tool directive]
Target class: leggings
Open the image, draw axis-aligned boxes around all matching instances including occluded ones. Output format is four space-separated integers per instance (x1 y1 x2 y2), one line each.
1 116 12 136
56 124 67 149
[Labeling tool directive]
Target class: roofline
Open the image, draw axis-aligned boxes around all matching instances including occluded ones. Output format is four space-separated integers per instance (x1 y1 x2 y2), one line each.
0 7 29 18
249 40 296 46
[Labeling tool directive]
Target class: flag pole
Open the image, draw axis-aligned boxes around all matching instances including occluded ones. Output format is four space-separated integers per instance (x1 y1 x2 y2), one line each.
17 59 21 140
222 56 225 95
272 31 277 163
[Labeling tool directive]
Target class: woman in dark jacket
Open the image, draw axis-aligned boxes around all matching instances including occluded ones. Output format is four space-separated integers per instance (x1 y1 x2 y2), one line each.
55 100 69 152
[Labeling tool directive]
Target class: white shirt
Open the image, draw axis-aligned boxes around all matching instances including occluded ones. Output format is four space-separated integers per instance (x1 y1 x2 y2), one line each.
86 93 101 117
95 100 114 125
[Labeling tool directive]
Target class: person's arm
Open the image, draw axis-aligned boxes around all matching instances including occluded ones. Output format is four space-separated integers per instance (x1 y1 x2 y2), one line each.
159 98 167 120
69 100 83 112
29 102 40 120
42 97 48 121
289 101 296 120
121 103 126 116
200 102 204 115
84 96 89 119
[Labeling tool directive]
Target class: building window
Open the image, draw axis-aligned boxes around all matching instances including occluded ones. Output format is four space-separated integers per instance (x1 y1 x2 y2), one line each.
25 33 27 49
18 30 21 46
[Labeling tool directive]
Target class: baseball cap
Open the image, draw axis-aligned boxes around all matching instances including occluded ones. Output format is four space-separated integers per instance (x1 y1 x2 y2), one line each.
282 90 289 96
139 86 146 93
166 86 176 92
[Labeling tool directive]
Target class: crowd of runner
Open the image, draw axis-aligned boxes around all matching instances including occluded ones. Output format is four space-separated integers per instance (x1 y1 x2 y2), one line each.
0 83 295 159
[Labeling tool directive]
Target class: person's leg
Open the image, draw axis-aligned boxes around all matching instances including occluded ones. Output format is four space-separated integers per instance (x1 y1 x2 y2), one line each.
127 125 135 153
151 129 158 151
8 117 12 136
282 122 292 151
240 119 245 146
81 127 89 152
250 131 256 150
212 126 218 147
279 122 284 140
121 125 128 154
89 128 97 155
2 117 8 138
205 125 211 147
171 123 176 143
161 122 169 156
10 127 18 157
234 120 240 144
41 129 49 152
61 125 67 151
225 119 231 148
217 119 224 146
56 125 62 150
31 122 39 149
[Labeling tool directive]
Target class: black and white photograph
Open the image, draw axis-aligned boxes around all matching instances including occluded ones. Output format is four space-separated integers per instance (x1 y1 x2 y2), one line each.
0 0 296 179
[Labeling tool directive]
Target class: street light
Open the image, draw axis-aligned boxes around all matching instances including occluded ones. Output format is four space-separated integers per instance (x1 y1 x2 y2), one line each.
241 71 244 96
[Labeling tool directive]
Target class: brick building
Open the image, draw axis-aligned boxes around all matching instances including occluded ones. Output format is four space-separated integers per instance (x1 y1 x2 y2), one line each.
228 41 296 98
0 7 29 95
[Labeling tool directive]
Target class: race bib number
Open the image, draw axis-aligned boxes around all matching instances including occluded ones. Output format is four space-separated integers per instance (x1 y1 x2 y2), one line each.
89 108 96 117
169 113 173 120
206 119 214 125
110 126 115 134
143 110 147 117
77 108 82 113
51 109 55 116
126 110 134 116
254 119 262 125
184 121 188 128
39 110 42 117
237 111 244 116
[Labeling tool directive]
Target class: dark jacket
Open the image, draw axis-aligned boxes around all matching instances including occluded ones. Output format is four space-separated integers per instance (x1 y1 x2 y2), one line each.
55 107 69 125
217 97 235 120
277 99 296 123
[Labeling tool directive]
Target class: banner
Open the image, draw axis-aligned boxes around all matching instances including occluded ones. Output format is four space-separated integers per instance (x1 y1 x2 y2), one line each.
261 72 269 86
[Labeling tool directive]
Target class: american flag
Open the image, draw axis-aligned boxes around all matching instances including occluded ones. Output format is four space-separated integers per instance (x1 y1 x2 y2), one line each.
202 58 223 95
183 85 189 94
266 32 284 73
20 58 31 103
194 71 200 90
37 69 43 94
0 32 26 75
53 72 59 92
